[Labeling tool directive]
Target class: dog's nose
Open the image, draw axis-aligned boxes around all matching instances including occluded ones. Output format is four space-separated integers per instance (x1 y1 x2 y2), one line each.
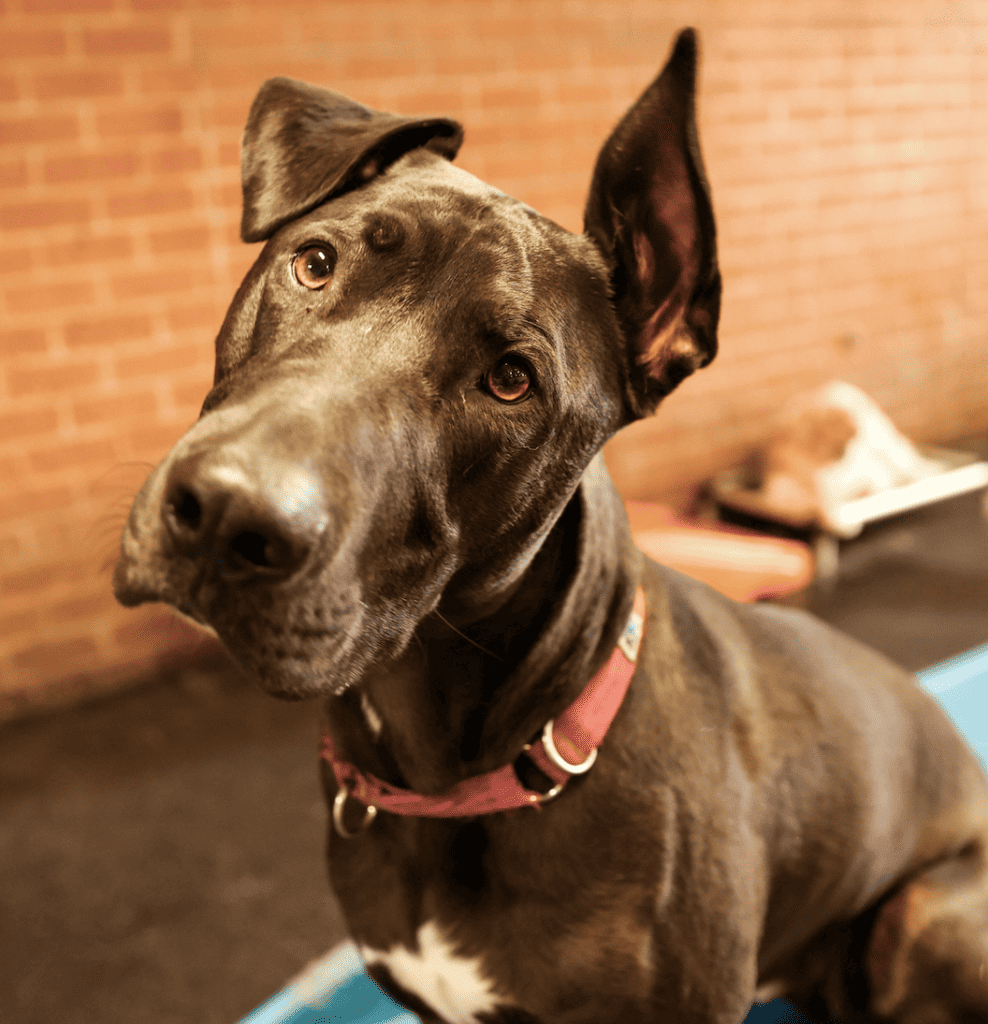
162 450 329 580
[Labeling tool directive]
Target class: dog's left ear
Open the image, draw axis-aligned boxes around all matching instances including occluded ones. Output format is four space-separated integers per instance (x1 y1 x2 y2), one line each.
240 77 464 243
585 28 721 416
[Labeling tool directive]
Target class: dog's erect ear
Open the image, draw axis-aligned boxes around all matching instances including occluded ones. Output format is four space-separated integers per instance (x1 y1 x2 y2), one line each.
584 28 720 416
240 77 464 243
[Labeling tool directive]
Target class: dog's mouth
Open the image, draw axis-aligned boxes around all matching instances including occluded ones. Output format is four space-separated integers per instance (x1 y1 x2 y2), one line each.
114 524 374 698
196 595 370 700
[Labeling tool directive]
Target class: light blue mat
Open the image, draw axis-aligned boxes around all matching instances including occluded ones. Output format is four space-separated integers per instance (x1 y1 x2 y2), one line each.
238 642 988 1024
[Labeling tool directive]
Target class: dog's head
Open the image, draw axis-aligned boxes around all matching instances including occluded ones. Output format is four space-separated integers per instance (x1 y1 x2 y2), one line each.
113 29 720 698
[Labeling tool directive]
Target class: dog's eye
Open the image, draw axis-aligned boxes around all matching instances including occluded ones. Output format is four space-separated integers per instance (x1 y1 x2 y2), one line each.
485 357 532 403
292 246 335 290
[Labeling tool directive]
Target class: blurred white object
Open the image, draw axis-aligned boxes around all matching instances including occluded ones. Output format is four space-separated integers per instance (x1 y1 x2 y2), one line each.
711 381 988 542
808 382 942 532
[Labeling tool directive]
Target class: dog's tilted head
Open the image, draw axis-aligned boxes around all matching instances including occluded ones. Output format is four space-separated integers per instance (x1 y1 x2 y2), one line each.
113 28 720 699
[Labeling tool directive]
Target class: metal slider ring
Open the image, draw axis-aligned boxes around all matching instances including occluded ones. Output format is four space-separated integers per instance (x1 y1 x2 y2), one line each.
541 719 598 775
530 781 565 804
333 783 378 839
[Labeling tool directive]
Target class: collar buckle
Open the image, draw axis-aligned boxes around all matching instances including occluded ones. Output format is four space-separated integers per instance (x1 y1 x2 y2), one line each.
540 718 598 775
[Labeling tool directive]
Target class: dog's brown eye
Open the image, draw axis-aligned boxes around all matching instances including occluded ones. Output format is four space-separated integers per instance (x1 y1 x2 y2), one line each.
292 247 335 290
485 358 532 403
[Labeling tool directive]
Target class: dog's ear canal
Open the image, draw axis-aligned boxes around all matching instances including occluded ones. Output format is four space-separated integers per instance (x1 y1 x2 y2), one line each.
584 28 721 416
240 77 464 243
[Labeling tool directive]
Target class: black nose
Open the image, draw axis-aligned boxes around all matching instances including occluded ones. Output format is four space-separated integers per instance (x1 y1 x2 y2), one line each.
162 450 328 581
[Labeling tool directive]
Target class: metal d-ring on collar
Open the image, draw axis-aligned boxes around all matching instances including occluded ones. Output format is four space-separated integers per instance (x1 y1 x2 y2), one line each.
333 783 378 838
541 718 598 775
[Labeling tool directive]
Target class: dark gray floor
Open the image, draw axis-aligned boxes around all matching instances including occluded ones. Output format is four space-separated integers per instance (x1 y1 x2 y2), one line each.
2 438 987 1024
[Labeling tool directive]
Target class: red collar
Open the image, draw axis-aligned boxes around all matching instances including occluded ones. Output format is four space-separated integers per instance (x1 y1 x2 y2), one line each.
322 587 645 831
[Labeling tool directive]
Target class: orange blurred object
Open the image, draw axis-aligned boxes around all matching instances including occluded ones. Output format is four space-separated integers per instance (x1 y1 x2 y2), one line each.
626 502 814 603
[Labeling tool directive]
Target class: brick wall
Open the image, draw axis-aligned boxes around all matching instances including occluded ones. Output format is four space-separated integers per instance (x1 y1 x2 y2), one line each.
2 0 987 713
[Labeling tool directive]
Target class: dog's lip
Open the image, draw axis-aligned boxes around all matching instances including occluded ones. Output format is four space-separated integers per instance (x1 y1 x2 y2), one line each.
233 630 363 699
244 601 368 698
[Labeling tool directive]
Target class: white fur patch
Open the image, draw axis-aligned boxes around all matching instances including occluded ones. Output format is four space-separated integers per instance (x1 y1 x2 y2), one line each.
360 691 382 737
753 979 789 1003
360 921 502 1023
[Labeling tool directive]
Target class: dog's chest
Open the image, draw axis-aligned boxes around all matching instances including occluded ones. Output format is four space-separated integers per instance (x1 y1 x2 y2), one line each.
360 920 505 1023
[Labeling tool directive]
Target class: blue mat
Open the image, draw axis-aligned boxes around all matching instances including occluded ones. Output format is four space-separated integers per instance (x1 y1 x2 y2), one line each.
238 643 988 1024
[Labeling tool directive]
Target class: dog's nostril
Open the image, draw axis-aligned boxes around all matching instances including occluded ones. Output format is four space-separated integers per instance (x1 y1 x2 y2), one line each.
169 486 203 532
162 453 325 580
230 530 276 568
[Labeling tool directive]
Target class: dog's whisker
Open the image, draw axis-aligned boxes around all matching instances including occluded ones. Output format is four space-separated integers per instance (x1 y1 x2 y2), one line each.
430 610 501 661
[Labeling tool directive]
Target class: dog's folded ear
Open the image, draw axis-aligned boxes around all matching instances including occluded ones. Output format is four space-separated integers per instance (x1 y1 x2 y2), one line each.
585 28 721 416
240 78 464 243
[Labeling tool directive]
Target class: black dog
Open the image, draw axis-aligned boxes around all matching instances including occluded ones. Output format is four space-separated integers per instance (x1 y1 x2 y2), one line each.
115 29 988 1023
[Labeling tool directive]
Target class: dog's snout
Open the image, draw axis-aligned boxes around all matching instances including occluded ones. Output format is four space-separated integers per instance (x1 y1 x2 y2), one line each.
163 450 329 582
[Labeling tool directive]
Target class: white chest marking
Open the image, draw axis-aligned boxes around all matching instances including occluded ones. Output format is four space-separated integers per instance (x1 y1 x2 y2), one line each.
360 691 382 737
360 921 501 1024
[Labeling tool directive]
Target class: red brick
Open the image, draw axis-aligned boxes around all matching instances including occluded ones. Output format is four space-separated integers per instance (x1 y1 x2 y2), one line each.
166 302 224 331
0 328 48 354
23 0 113 11
0 484 73 521
204 100 252 130
65 313 152 349
221 221 244 246
0 456 23 482
129 420 193 458
8 361 99 397
217 141 240 167
73 390 158 426
0 29 66 60
172 377 211 410
111 266 211 300
29 437 117 474
83 26 172 58
35 69 124 101
126 0 184 9
0 199 89 231
96 107 182 138
149 224 210 254
44 234 134 266
210 180 241 209
5 279 95 314
434 51 501 77
0 115 78 146
0 608 39 641
1 558 89 599
0 246 32 274
148 145 204 174
107 185 195 219
140 67 198 94
195 21 284 48
0 408 58 442
0 159 28 189
115 341 210 379
44 151 138 185
480 84 541 109
343 54 419 80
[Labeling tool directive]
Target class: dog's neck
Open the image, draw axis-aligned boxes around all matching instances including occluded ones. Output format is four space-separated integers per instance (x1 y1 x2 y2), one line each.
324 455 643 795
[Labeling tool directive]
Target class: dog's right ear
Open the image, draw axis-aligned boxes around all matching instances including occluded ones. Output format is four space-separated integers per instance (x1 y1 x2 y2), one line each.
585 28 721 417
240 77 464 243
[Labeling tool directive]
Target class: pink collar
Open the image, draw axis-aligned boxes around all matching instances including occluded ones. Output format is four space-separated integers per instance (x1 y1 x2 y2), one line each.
322 587 645 833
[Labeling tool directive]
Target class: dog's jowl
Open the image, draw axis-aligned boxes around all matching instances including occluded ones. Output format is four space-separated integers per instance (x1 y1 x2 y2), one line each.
115 29 988 1024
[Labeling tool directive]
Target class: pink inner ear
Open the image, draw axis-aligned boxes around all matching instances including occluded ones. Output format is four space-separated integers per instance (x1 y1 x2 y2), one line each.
631 229 693 376
631 176 701 377
633 230 656 294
